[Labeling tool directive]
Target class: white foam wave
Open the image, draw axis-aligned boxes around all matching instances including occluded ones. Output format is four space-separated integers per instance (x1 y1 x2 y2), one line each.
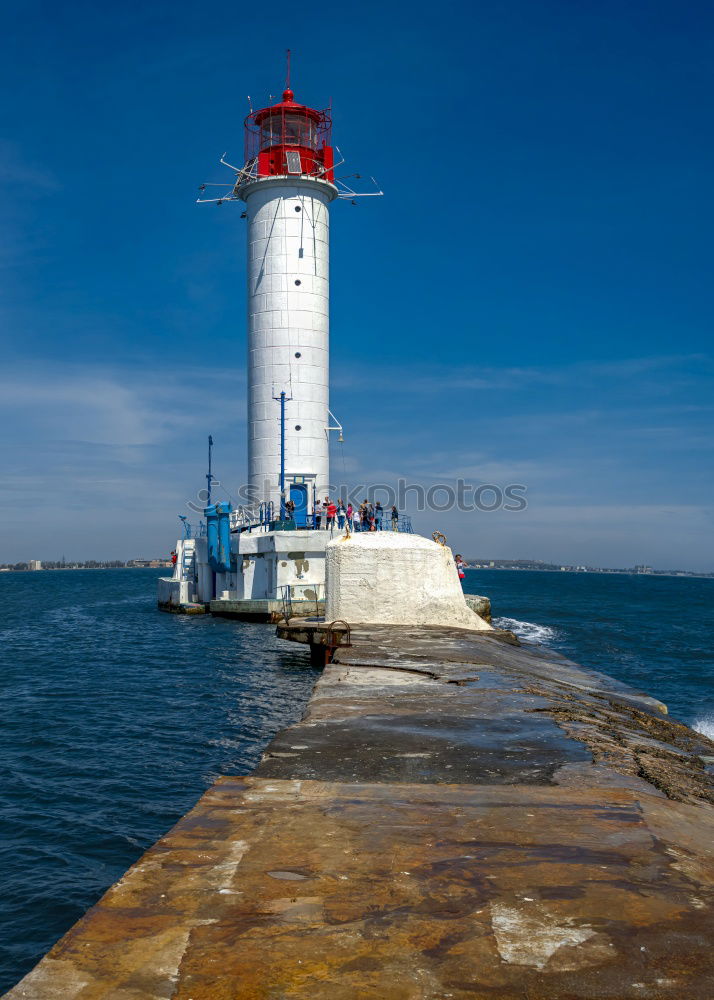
493 617 559 645
693 715 714 741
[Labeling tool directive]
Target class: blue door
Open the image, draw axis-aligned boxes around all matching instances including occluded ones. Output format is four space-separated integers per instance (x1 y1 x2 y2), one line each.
290 483 308 527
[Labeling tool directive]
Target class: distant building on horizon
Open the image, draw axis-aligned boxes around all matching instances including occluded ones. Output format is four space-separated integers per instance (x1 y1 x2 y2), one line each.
28 560 42 571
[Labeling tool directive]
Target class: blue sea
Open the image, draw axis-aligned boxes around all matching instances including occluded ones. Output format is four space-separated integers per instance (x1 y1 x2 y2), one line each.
465 569 714 733
0 567 712 991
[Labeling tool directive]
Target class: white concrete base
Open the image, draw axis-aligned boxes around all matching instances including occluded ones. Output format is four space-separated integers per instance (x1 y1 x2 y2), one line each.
234 528 329 602
160 526 336 607
324 532 492 631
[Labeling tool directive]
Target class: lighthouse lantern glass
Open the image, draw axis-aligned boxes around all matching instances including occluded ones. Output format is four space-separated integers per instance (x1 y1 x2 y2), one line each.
259 113 317 151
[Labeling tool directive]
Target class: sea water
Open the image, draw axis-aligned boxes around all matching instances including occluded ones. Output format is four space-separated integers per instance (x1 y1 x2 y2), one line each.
0 566 712 990
463 569 714 735
0 568 320 992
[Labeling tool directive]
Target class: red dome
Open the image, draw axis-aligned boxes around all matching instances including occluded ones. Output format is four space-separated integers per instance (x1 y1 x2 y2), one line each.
253 91 323 126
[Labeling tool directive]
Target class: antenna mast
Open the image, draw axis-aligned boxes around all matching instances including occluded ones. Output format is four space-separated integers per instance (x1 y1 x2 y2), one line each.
206 435 214 506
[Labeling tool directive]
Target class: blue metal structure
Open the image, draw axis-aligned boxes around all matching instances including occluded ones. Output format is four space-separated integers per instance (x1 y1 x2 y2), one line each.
216 502 231 572
273 390 291 519
203 502 231 573
205 505 218 567
290 483 309 526
204 502 232 573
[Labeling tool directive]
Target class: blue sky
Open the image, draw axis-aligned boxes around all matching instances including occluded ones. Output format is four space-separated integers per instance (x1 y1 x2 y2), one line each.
1 0 713 569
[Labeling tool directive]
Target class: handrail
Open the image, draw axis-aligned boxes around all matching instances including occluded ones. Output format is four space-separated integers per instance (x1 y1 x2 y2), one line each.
229 509 413 534
179 521 207 539
280 582 324 622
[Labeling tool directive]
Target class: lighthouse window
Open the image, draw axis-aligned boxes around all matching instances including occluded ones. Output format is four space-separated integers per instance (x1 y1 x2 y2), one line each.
294 352 301 358
295 425 302 431
294 205 301 212
260 118 282 148
259 115 317 151
294 279 301 286
284 115 317 149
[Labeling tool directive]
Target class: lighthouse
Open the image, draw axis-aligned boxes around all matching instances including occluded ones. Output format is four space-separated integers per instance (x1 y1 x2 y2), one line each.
157 73 478 625
241 86 338 522
158 71 366 615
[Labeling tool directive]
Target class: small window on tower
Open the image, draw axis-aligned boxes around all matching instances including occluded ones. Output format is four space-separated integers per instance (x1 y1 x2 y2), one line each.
285 151 302 175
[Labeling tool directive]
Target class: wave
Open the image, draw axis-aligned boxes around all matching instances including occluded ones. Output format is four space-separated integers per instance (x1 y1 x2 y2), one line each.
693 715 714 741
493 617 560 645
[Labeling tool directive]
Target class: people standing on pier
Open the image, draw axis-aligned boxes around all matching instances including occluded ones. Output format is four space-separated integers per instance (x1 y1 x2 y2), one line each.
313 499 322 530
361 502 370 532
285 498 295 520
326 499 337 532
391 505 399 530
337 499 346 530
455 554 466 582
346 502 354 530
171 550 177 567
375 501 383 530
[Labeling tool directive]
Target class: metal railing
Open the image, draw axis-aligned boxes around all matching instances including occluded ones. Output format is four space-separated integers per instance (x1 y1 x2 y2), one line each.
288 512 414 533
230 502 274 532
280 582 325 622
180 520 207 539
228 505 413 536
332 513 413 534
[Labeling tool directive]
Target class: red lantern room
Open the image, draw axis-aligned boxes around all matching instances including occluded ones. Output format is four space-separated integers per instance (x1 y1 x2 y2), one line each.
244 87 334 182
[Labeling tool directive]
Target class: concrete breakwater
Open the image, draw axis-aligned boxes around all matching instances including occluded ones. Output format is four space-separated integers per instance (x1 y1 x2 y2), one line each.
6 624 714 999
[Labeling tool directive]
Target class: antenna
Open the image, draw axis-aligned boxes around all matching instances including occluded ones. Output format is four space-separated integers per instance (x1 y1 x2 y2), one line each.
285 48 291 89
207 434 214 506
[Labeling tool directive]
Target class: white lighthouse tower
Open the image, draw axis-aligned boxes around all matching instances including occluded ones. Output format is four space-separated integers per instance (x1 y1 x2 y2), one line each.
242 87 338 521
158 72 362 616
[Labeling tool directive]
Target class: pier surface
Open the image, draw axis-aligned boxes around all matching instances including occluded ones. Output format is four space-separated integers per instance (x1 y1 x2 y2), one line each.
7 626 714 999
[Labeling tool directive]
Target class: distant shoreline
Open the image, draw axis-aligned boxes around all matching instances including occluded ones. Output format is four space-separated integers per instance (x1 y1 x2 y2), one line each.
0 565 170 573
464 566 713 580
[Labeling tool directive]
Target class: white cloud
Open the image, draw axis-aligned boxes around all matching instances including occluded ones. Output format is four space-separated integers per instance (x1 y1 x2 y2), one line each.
0 355 711 570
332 353 712 395
0 140 59 191
0 364 246 448
413 503 714 573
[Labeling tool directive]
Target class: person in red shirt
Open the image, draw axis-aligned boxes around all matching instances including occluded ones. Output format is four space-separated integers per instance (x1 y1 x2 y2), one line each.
326 499 337 531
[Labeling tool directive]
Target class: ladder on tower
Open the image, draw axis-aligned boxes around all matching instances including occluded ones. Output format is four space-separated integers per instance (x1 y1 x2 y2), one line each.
180 543 195 581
